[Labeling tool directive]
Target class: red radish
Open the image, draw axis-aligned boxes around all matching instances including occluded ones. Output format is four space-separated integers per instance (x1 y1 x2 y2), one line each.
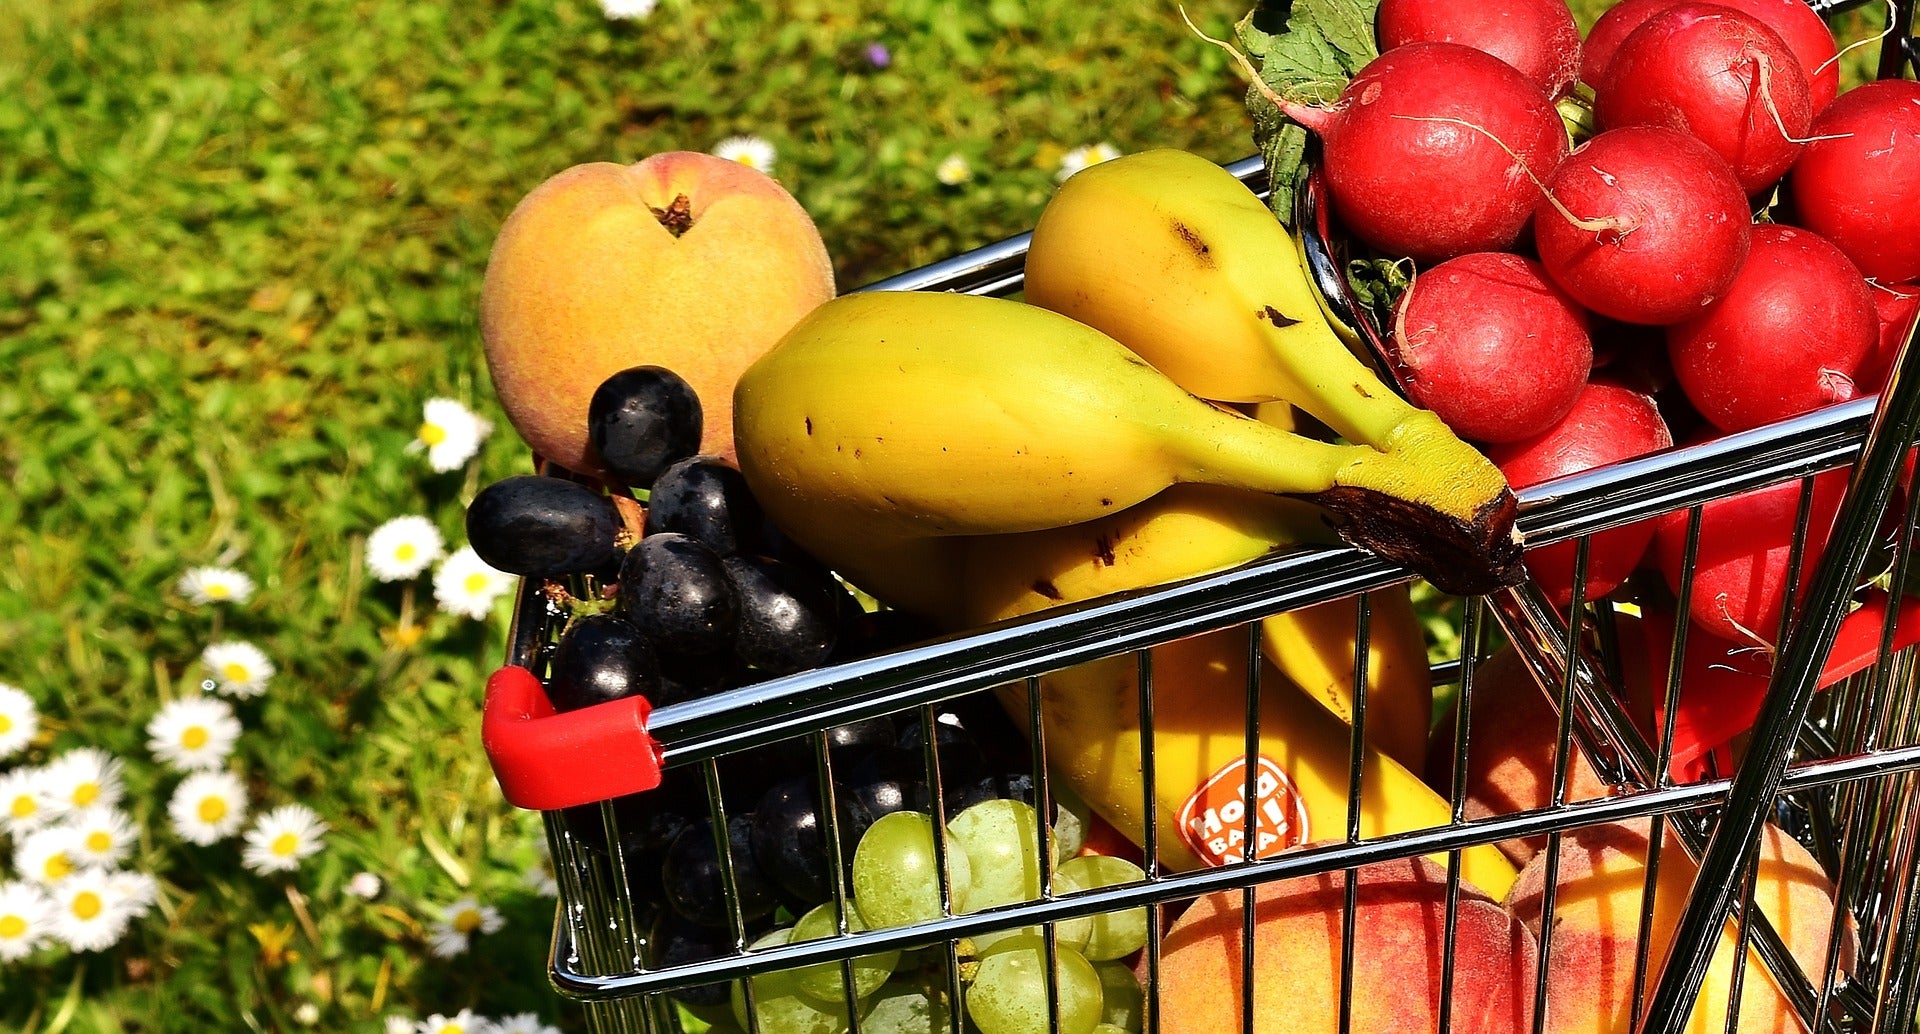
1667 225 1877 433
1580 0 1671 87
1650 465 1848 647
1699 0 1842 113
1531 126 1751 325
1376 0 1583 99
1787 79 1920 285
1859 282 1920 394
1596 3 1812 195
1391 252 1592 443
1615 601 1771 774
1484 380 1673 607
1267 41 1570 263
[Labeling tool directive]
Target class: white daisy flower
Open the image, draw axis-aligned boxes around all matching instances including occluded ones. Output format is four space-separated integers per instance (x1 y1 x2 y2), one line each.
346 871 383 899
385 1017 417 1034
107 870 160 918
432 547 514 621
41 747 126 816
935 153 973 186
522 861 558 898
712 135 777 174
294 1002 321 1026
409 398 492 473
145 695 242 771
49 868 131 952
367 516 446 582
15 826 80 885
1056 142 1123 182
416 1010 487 1034
0 767 52 835
600 0 658 18
0 683 37 760
202 640 274 698
66 807 137 870
425 896 505 958
0 880 52 961
241 803 328 875
168 771 249 846
491 1014 560 1034
177 566 255 606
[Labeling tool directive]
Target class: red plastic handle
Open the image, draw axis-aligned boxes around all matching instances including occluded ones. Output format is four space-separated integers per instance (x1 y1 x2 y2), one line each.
481 665 663 811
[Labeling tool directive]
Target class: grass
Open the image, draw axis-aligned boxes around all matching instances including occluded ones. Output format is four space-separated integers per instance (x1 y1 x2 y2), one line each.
0 0 1261 1028
0 0 1897 1029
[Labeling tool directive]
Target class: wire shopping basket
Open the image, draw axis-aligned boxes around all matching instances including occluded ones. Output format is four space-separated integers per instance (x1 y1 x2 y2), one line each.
480 9 1920 1032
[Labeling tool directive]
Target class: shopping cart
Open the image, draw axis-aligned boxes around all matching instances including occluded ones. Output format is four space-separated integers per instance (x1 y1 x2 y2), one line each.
481 8 1920 1031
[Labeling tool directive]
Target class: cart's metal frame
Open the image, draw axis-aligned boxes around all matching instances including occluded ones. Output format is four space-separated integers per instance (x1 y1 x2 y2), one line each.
508 7 1920 1029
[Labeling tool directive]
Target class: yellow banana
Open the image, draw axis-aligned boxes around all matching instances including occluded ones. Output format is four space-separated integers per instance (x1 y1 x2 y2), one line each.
1261 593 1432 774
734 290 1521 597
1000 627 1518 899
1022 149 1521 594
951 483 1433 774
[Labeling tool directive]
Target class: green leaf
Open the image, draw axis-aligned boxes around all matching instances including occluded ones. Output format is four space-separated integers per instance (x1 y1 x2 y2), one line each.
1236 0 1383 224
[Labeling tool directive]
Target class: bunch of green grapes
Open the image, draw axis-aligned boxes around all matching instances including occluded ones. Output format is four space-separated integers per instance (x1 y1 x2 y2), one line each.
717 799 1150 1034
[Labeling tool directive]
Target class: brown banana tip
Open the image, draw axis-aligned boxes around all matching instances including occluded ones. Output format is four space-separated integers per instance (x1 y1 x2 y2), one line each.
1307 487 1525 598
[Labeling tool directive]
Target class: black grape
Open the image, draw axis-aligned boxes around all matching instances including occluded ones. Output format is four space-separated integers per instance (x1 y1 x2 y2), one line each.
619 532 736 656
724 554 840 676
662 815 778 928
647 912 734 1008
546 614 661 713
748 777 873 904
588 366 703 488
645 457 765 556
466 475 622 578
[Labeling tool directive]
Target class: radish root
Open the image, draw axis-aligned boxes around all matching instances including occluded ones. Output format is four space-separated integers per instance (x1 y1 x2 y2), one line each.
1815 0 1898 76
1716 596 1781 662
1751 51 1852 144
1178 6 1335 131
1389 115 1633 235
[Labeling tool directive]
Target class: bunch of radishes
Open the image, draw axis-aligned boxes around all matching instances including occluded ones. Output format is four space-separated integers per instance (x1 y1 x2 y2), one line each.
1270 0 1919 758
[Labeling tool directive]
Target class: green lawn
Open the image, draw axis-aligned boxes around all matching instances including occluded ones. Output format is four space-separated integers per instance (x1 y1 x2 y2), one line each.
0 0 1893 1029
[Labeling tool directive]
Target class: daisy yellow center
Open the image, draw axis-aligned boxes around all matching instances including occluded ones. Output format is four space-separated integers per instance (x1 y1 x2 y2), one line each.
8 795 33 819
271 831 300 856
463 572 490 593
86 830 112 852
452 908 483 934
182 726 210 750
73 782 99 807
0 714 12 734
223 662 251 683
198 797 228 823
72 891 102 921
435 1025 461 1034
419 422 448 446
0 915 24 938
206 584 231 600
395 543 417 562
45 852 72 881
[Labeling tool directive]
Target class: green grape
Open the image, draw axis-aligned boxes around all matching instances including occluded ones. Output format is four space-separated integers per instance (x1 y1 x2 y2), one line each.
1092 1025 1132 1034
1094 960 1145 1031
1052 855 1149 961
731 928 852 1034
969 921 1090 957
853 811 972 929
1051 783 1093 859
790 902 900 1004
861 982 957 1034
950 799 1044 912
965 935 1104 1034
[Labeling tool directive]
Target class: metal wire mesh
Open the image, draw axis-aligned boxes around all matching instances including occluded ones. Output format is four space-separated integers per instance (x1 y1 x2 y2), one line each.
500 6 1920 1027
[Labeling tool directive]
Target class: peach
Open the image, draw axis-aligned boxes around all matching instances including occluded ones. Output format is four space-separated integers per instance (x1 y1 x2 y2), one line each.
1154 852 1539 1033
1505 820 1849 1034
480 153 835 476
1428 646 1619 866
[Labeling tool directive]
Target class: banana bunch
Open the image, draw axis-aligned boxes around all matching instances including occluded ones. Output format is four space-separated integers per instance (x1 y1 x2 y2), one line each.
732 153 1520 602
1002 626 1518 899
